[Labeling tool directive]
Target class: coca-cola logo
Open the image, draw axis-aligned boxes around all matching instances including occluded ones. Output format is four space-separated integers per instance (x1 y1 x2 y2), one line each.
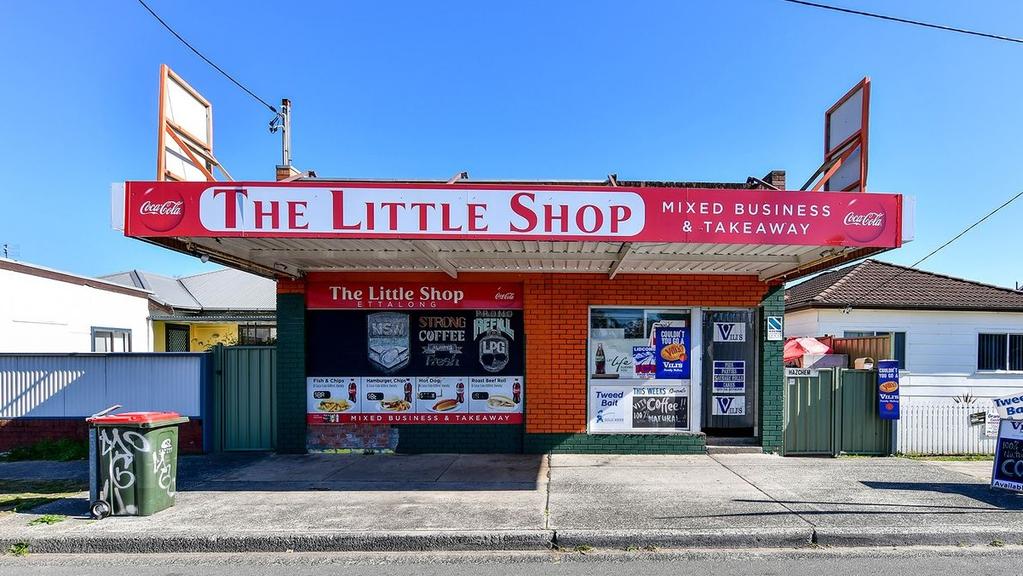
140 200 183 216
137 187 185 232
494 289 517 301
843 212 884 227
842 198 886 242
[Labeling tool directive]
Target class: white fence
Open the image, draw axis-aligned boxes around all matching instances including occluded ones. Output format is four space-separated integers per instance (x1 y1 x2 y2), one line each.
896 402 997 455
0 353 205 418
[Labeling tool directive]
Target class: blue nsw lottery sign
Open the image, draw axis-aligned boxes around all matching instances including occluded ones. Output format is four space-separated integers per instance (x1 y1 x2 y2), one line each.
877 359 900 420
654 326 691 379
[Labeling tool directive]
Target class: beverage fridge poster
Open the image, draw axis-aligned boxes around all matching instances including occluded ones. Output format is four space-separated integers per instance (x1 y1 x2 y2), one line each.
654 326 690 379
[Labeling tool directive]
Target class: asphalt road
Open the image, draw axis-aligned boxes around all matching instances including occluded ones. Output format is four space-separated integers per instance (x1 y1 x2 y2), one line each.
0 546 1020 576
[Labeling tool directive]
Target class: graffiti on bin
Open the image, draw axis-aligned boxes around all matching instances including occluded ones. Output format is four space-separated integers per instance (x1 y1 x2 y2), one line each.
98 429 176 514
154 438 175 496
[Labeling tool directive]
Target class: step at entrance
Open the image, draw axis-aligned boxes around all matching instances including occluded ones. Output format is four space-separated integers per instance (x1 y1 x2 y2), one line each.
706 436 762 455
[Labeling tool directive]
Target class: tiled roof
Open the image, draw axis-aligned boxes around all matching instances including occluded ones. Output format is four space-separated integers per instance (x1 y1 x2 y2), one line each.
785 259 1023 312
101 268 275 312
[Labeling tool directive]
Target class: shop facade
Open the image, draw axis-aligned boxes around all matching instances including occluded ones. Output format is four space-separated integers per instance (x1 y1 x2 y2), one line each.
119 176 906 454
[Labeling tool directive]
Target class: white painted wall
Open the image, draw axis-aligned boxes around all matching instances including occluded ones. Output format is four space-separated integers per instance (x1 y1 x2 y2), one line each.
0 267 152 352
784 307 1023 403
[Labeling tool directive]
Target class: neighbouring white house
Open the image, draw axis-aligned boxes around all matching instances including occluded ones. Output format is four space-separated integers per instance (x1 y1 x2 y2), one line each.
785 259 1023 405
0 258 152 352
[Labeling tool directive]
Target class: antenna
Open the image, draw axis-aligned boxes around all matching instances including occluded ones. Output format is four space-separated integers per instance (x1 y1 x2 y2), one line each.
271 98 297 180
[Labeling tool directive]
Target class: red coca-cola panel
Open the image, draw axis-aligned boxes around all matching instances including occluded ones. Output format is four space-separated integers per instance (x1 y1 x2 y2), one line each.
123 181 903 248
306 281 523 310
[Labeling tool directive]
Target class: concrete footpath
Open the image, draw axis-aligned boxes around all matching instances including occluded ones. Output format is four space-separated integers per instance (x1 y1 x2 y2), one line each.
0 453 1021 553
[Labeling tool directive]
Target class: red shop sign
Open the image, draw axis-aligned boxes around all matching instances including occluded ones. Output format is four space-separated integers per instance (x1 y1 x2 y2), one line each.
123 181 903 248
306 281 523 310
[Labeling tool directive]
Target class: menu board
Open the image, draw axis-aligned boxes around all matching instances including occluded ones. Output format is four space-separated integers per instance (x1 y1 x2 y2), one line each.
307 376 522 424
588 381 690 433
306 304 524 425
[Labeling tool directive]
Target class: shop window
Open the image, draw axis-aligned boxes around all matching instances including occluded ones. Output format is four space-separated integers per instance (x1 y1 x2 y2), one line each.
978 333 1023 371
588 308 692 434
92 327 132 352
238 324 277 346
843 331 907 369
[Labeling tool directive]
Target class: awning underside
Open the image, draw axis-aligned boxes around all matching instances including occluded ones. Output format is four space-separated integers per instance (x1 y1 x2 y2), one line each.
170 237 884 282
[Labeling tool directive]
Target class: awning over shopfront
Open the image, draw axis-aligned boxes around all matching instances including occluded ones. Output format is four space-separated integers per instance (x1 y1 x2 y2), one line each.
117 179 910 282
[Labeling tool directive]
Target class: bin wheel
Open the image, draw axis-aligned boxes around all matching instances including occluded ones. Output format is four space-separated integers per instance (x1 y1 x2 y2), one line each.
90 501 111 520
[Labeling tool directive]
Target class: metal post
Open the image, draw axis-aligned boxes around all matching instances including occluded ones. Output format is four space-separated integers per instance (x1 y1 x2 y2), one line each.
281 98 292 168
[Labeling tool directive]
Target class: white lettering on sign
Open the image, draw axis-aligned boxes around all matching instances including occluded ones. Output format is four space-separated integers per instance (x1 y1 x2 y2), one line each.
198 187 645 237
993 392 1023 421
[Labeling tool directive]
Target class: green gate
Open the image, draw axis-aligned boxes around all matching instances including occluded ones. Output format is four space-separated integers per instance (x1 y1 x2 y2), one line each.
835 369 893 455
213 345 277 451
782 368 893 456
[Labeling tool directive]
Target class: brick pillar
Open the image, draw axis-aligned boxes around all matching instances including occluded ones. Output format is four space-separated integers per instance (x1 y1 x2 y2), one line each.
764 170 786 190
758 284 785 453
275 283 307 453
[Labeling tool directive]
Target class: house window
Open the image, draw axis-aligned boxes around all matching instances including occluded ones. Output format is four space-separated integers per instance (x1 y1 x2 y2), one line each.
843 331 907 369
92 328 132 352
238 324 277 345
978 333 1023 371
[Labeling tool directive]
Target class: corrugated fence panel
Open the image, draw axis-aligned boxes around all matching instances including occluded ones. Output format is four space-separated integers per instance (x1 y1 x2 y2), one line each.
0 354 203 418
896 402 997 455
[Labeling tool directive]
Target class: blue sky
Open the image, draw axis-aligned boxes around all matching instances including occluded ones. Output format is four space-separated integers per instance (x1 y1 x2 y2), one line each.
1 0 1021 287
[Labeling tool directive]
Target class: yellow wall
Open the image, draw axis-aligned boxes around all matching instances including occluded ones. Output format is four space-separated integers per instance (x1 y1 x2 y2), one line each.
153 321 166 352
189 323 238 350
152 321 240 351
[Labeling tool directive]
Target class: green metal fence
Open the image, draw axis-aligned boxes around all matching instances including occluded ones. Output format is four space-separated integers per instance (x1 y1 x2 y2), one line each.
213 345 277 451
782 368 893 456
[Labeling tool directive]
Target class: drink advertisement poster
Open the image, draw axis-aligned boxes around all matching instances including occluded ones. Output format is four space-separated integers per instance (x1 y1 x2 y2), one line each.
992 419 1023 493
877 359 900 420
654 326 690 379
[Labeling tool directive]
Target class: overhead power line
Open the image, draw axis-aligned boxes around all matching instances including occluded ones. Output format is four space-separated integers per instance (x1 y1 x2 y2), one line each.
781 0 1023 45
137 0 279 113
843 188 1023 311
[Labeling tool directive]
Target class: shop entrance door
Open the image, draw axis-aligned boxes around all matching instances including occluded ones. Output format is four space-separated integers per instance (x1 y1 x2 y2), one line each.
702 310 757 436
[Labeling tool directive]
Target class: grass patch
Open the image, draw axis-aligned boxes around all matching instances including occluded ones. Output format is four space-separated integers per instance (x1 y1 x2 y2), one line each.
6 543 29 557
28 514 65 526
903 454 994 462
0 438 88 462
0 479 87 513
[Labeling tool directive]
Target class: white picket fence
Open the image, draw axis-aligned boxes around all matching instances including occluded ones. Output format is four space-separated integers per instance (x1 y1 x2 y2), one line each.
896 402 997 455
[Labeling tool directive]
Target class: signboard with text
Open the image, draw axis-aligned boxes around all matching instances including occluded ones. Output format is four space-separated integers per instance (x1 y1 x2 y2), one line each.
123 181 903 248
877 359 900 420
992 419 1023 493
305 285 524 426
589 382 690 433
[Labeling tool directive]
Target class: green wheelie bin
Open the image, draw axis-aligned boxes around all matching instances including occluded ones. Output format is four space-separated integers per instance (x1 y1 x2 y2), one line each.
87 410 189 518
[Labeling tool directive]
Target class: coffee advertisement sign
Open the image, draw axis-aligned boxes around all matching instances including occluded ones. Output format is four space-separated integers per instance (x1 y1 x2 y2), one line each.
306 284 524 425
589 382 690 433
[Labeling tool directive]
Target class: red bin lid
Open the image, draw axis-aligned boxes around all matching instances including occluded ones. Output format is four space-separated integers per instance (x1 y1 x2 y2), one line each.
87 411 184 425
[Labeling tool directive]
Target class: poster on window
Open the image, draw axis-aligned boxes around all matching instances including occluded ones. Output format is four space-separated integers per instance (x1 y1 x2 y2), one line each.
589 382 690 433
712 360 745 393
654 326 690 379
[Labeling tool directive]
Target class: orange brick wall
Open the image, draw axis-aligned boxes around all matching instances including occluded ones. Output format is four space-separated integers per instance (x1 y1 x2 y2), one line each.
300 272 771 435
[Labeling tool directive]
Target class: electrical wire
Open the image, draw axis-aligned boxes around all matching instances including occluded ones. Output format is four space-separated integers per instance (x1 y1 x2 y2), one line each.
137 0 279 113
842 188 1023 311
781 0 1023 45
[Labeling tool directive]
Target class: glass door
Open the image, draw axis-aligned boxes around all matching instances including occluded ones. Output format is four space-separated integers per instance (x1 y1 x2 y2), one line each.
702 309 756 435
